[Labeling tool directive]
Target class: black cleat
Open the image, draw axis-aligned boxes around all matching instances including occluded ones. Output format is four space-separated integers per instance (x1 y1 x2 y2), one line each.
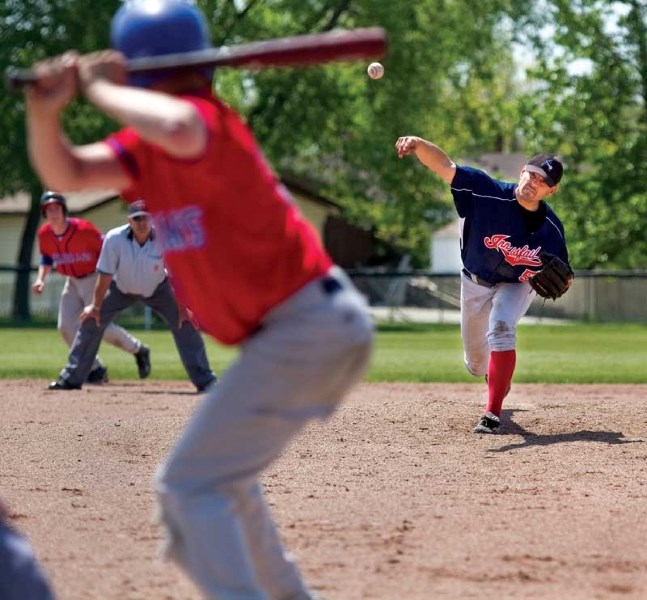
48 379 81 390
196 378 217 393
473 411 501 434
86 366 109 384
135 345 151 379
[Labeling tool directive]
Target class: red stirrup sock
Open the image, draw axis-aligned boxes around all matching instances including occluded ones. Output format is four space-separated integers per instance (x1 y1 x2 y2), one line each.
486 350 516 417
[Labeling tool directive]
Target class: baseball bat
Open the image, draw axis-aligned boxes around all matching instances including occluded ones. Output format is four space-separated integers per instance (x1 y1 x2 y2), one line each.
4 27 387 91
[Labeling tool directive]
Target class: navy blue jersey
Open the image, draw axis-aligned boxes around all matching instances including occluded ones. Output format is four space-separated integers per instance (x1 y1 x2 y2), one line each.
451 165 569 284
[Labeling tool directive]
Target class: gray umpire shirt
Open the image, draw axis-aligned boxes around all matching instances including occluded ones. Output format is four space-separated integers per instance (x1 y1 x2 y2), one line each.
96 224 166 297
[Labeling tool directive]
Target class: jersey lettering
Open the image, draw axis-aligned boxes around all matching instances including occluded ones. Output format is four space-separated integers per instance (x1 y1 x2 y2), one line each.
49 251 94 265
519 268 537 283
484 234 542 267
152 206 205 253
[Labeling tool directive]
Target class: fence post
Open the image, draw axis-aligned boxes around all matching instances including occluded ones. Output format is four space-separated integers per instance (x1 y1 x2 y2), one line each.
587 276 597 321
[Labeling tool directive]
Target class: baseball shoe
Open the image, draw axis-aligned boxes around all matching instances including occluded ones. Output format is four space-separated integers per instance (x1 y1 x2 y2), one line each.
196 377 217 393
48 378 81 390
473 411 500 434
135 345 151 379
86 366 109 384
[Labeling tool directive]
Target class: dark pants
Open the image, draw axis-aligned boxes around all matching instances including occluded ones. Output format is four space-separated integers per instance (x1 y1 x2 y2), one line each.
61 279 215 389
0 522 55 600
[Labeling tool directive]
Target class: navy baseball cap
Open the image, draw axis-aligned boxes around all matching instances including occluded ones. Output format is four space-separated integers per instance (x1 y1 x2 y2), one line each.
525 153 563 187
128 199 150 218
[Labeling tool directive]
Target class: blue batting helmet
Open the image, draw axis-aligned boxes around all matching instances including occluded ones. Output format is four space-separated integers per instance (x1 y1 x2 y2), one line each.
110 0 213 87
40 191 68 216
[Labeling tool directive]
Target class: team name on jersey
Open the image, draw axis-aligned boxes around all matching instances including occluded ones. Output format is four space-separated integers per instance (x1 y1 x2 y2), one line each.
484 234 542 267
151 206 205 253
51 251 94 265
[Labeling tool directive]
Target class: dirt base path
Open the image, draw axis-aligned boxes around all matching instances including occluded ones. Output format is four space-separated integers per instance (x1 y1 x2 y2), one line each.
2 381 646 599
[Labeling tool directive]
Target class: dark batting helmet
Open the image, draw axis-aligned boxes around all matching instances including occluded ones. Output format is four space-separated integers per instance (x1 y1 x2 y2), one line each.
110 0 213 88
40 191 68 216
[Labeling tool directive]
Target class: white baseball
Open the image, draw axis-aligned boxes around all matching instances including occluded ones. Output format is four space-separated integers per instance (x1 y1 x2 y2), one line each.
367 62 384 80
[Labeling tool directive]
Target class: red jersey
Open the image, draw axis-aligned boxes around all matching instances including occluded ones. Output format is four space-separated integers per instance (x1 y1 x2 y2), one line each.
37 218 103 278
106 89 332 345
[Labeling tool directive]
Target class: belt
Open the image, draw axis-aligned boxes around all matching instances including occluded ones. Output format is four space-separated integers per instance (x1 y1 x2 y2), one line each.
73 272 94 280
320 276 343 295
251 275 344 338
462 268 496 288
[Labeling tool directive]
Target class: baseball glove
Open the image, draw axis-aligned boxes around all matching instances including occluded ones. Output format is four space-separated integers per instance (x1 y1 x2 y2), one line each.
529 251 574 300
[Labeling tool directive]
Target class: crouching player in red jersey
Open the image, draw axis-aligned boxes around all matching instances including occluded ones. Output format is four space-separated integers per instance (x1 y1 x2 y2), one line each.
34 191 150 384
24 1 374 598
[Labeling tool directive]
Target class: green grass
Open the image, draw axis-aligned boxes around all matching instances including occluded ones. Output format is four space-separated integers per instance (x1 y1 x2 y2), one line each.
1 322 646 383
370 322 647 383
0 327 239 381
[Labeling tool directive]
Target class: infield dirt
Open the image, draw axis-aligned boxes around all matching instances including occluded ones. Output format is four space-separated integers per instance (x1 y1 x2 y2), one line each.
2 380 646 599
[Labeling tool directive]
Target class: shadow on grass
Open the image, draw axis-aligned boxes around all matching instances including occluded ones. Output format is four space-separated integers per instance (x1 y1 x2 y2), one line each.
489 408 644 452
73 383 198 396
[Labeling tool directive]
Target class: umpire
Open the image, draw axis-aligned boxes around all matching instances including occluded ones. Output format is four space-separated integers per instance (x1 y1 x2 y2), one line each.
49 200 216 391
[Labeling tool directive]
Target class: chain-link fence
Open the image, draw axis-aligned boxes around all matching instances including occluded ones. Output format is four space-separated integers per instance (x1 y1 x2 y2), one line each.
348 269 647 323
0 269 147 321
2 267 647 323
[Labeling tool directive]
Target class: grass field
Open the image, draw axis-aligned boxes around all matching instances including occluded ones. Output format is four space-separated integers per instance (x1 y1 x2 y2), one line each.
2 321 646 383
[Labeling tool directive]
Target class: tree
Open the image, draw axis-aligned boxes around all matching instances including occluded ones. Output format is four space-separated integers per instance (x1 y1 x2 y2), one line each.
212 0 524 265
514 0 647 268
0 0 120 319
0 0 537 323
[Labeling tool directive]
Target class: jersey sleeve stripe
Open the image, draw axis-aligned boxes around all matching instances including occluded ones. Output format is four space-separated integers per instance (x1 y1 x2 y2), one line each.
451 186 516 203
545 216 565 240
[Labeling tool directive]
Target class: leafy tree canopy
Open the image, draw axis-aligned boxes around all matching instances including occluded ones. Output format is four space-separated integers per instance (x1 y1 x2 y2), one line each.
514 0 646 268
0 0 644 272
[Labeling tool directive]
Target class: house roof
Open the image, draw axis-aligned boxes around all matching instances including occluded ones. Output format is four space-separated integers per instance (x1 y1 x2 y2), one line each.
0 175 341 215
464 152 527 181
279 173 340 211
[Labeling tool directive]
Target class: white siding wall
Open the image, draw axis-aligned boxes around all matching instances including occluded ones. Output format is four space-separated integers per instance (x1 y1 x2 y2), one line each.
0 194 335 316
430 237 462 274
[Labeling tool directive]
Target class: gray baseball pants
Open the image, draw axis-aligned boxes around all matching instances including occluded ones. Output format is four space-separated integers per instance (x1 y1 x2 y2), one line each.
155 267 374 600
60 279 214 389
58 274 140 371
460 274 536 377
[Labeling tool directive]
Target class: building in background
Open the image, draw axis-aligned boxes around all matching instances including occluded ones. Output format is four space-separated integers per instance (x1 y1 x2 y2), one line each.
0 176 395 317
0 178 341 271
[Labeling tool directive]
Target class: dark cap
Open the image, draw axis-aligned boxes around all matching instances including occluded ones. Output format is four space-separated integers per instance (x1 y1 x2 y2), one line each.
525 153 563 187
40 191 68 215
128 199 150 218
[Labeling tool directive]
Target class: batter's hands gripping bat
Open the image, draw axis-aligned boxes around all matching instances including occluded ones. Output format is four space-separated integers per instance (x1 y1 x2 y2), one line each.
4 27 387 91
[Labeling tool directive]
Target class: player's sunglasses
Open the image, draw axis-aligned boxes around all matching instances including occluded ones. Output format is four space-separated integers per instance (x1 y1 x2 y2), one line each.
131 215 149 222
